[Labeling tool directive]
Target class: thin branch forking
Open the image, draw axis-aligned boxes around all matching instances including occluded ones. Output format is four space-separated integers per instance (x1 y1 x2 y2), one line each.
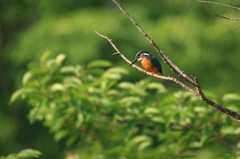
213 13 240 20
199 1 240 10
95 31 200 96
199 1 240 21
95 0 240 122
112 0 199 88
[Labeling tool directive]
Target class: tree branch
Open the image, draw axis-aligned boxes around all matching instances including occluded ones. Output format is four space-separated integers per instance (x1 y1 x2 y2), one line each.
217 136 240 152
95 0 240 122
111 0 199 88
230 0 236 7
199 1 240 10
213 13 240 20
95 31 199 96
194 77 240 121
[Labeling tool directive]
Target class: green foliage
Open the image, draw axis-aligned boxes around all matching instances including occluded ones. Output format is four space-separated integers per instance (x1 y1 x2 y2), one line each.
0 149 41 159
11 54 240 158
3 0 240 159
8 2 240 95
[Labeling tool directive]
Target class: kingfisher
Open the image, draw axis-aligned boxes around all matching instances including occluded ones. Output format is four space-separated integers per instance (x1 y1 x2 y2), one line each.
130 50 163 76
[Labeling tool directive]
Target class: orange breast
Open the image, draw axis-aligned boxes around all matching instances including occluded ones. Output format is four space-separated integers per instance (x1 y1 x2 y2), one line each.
141 57 162 75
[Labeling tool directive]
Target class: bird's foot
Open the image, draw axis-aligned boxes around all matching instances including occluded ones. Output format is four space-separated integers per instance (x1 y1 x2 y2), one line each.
144 70 155 76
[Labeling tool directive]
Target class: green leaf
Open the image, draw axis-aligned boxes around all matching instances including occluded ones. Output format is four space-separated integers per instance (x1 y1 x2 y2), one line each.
66 135 78 147
174 91 192 99
87 68 105 76
101 80 117 91
102 67 128 80
78 78 105 92
123 120 137 143
221 127 235 135
222 93 240 102
237 142 240 149
16 149 41 158
235 127 240 134
9 87 37 104
40 50 51 63
50 83 65 92
138 140 152 152
55 54 66 65
60 66 78 74
51 117 66 132
193 106 207 113
63 77 82 88
160 95 176 106
104 67 129 74
118 81 146 96
87 60 112 68
22 72 32 85
107 89 120 96
144 107 160 114
128 135 151 147
147 82 166 92
102 73 121 80
27 62 46 74
28 107 42 123
45 59 56 68
75 113 84 128
119 96 140 107
136 78 151 88
54 129 69 141
150 116 165 123
118 82 137 90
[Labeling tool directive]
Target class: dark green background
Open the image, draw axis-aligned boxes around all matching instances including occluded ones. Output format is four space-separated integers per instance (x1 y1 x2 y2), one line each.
1 0 240 158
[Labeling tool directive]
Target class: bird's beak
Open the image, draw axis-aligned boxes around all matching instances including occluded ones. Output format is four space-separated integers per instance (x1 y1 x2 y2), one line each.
130 58 138 66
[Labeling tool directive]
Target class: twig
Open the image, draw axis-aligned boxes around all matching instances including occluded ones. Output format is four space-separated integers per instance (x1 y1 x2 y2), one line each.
199 1 240 10
112 0 199 88
217 136 240 151
200 1 240 30
230 0 236 6
95 0 240 122
194 77 240 121
111 0 240 122
213 13 240 20
232 26 240 31
95 31 199 96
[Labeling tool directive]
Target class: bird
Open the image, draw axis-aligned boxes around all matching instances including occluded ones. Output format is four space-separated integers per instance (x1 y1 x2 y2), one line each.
130 50 163 76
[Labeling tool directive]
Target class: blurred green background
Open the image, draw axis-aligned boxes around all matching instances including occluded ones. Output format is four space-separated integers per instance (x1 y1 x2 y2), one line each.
1 0 240 158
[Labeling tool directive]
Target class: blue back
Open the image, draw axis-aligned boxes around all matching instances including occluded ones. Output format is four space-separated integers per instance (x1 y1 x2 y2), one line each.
136 50 162 73
150 55 162 73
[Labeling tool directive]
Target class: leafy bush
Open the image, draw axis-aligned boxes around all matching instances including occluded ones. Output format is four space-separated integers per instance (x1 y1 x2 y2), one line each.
0 149 41 159
11 53 240 158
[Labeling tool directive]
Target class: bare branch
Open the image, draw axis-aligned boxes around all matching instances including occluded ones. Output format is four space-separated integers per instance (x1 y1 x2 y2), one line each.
199 1 240 10
194 77 240 121
230 0 236 6
112 0 199 88
213 13 240 20
95 31 199 96
218 136 240 151
95 0 240 122
232 26 240 31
